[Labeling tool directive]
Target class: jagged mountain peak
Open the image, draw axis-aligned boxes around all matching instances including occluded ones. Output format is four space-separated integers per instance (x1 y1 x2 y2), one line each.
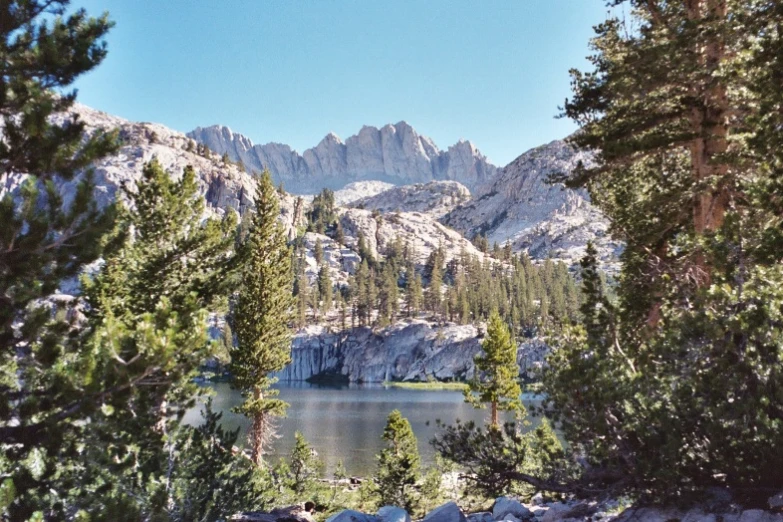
187 121 497 194
320 131 343 145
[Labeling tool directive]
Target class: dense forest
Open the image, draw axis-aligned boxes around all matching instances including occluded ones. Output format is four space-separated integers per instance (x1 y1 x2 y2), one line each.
292 190 583 333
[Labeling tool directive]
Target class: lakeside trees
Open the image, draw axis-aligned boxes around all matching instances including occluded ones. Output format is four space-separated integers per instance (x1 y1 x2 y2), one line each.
464 310 523 427
230 170 295 467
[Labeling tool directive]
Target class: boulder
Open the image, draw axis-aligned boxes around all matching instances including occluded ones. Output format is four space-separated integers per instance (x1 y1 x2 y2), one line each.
377 506 411 522
680 510 717 522
493 497 532 521
466 512 494 522
739 510 783 522
422 502 468 522
326 510 379 522
560 503 596 520
539 503 571 522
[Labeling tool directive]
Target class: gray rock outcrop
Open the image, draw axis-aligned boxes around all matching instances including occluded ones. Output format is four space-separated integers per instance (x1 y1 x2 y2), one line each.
466 513 494 522
442 139 620 269
275 321 548 383
5 103 307 240
493 497 532 521
377 506 412 522
421 502 467 522
352 181 471 219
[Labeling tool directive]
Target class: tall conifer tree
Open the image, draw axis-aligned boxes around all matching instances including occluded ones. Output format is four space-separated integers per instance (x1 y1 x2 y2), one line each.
230 170 294 467
465 310 522 427
546 0 783 494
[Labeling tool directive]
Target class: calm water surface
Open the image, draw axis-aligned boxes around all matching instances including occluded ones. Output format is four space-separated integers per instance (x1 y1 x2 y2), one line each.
183 382 544 476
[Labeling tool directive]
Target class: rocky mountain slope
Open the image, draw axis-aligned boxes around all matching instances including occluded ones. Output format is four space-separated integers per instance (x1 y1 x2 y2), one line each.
333 180 395 206
443 140 621 269
187 122 498 193
15 103 307 239
351 180 471 219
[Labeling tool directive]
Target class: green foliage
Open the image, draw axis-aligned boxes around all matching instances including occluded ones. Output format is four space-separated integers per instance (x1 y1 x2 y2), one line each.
377 263 399 327
353 260 376 326
318 265 333 315
3 157 239 519
230 169 294 466
432 420 527 499
545 0 783 497
156 402 276 522
376 410 421 513
307 189 337 235
1 5 119 490
431 418 572 501
314 237 324 265
465 310 523 426
405 263 423 318
288 432 325 496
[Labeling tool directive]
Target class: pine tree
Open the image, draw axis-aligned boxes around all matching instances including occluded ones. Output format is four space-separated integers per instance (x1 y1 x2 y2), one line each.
288 432 323 495
405 263 423 318
1 0 117 448
314 237 324 265
306 188 337 234
465 310 523 427
546 0 783 495
357 231 375 266
8 159 239 518
427 260 443 317
230 170 294 467
295 262 309 329
318 265 333 315
376 410 421 513
378 263 399 327
334 221 345 245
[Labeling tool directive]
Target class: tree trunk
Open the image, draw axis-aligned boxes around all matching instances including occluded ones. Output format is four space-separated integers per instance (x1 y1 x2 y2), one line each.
491 401 499 427
250 386 265 467
684 0 730 286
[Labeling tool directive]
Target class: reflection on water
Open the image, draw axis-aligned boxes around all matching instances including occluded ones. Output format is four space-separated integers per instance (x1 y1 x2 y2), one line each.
182 381 544 476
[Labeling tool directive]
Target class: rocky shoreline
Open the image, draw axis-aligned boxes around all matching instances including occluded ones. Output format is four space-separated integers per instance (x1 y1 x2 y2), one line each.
235 494 783 522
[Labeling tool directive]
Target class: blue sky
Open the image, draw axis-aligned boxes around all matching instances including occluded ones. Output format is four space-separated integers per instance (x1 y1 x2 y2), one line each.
71 1 609 167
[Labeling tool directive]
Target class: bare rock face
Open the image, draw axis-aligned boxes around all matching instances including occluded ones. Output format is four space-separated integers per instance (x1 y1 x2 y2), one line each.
442 139 621 269
275 320 548 383
351 180 471 219
2 104 307 240
187 123 498 193
338 208 492 269
334 181 396 206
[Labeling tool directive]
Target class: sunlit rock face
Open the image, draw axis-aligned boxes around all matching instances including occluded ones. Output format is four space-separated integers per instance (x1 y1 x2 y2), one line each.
275 321 548 383
442 139 622 270
349 180 471 219
187 123 498 194
0 103 308 239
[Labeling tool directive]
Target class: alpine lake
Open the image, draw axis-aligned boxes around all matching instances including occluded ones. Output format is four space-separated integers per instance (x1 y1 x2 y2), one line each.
183 381 546 477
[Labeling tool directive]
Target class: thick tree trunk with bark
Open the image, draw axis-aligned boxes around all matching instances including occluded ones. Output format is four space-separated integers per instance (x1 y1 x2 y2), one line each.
251 386 266 467
684 0 730 286
687 0 730 230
